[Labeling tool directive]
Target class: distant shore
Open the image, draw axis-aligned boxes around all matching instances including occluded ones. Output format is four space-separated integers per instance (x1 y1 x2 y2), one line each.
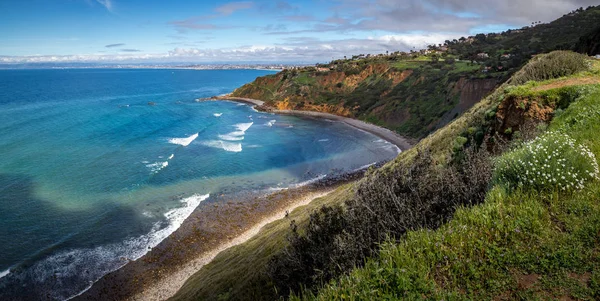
212 95 414 151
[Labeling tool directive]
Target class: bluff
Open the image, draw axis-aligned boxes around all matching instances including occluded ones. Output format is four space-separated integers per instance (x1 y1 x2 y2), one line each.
233 61 501 140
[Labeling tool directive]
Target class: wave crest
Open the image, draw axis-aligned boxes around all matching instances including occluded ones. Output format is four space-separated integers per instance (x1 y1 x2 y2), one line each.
168 133 199 147
201 140 242 152
3 194 209 301
0 269 9 279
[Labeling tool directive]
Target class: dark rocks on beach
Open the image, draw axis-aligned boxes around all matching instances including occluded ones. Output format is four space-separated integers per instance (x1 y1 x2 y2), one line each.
310 160 387 188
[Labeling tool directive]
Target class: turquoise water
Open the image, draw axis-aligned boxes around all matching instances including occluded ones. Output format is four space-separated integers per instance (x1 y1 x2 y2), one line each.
0 69 399 300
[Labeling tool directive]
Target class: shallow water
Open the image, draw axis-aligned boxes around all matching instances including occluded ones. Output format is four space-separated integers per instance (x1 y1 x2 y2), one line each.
0 69 399 300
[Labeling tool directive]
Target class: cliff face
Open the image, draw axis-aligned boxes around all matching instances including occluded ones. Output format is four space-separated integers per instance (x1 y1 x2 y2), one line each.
233 63 501 139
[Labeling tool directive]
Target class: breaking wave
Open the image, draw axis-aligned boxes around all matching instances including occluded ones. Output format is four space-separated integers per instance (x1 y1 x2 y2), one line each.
168 133 198 147
1 194 209 301
201 140 243 153
291 174 327 188
0 269 9 280
146 161 168 174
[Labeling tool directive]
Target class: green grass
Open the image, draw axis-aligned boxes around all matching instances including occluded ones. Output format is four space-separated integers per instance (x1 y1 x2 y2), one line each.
550 88 600 160
296 185 600 300
392 60 425 70
449 61 481 74
293 76 600 301
294 72 317 85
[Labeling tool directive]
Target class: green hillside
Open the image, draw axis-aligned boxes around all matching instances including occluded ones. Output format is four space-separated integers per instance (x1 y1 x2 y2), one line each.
295 56 600 301
231 6 600 140
173 51 600 301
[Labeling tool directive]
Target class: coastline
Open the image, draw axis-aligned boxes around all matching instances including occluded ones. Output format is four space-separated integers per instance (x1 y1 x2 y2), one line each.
75 172 367 301
76 95 412 301
212 95 414 151
129 189 334 301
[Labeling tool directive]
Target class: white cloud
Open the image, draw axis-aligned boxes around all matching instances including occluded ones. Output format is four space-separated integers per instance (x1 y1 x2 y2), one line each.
95 0 113 12
0 32 465 64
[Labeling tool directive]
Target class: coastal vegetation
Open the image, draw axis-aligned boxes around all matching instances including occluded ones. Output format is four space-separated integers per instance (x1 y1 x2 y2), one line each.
172 6 600 301
173 50 600 300
293 63 600 301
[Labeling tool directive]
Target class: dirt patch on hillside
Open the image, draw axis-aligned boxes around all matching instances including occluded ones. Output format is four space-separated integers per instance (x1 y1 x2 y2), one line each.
531 76 600 92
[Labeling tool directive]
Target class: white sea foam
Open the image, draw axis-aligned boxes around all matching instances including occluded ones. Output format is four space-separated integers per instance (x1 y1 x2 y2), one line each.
168 154 174 160
318 139 329 142
268 187 287 192
213 113 222 117
27 194 210 301
147 161 169 174
216 122 253 142
237 103 246 106
218 134 245 141
235 122 253 132
201 140 242 152
0 269 9 279
265 120 276 127
168 133 199 147
291 174 327 188
352 162 377 172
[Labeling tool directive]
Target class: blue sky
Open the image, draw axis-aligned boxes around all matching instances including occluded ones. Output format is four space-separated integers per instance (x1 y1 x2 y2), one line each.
0 0 596 64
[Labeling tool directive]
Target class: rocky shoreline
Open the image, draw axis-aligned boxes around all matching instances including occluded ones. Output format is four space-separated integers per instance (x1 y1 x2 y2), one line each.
74 164 382 301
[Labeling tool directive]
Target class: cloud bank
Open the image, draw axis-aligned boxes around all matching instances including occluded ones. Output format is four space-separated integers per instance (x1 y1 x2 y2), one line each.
2 0 597 64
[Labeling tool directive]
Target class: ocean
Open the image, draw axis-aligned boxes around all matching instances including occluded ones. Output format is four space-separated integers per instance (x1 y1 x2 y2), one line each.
0 69 399 300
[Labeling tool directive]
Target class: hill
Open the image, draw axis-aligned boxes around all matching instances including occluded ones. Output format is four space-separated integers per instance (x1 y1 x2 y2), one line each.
169 6 600 301
231 5 600 140
174 50 600 301
293 53 600 301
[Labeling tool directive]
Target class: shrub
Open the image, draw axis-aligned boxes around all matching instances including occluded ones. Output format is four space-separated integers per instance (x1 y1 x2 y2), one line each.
493 131 599 192
510 51 590 85
268 147 493 297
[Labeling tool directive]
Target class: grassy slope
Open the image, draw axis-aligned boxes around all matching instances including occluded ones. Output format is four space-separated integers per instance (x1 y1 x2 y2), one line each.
171 186 354 301
295 65 600 300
